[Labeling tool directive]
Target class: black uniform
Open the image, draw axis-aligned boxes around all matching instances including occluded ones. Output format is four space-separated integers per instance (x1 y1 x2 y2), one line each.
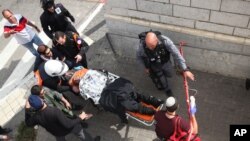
137 31 188 97
40 3 77 39
53 31 89 68
99 78 163 123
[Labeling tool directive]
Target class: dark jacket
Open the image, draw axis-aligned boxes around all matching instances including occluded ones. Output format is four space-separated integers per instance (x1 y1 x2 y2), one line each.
53 31 89 60
40 3 75 39
25 106 81 137
99 78 135 113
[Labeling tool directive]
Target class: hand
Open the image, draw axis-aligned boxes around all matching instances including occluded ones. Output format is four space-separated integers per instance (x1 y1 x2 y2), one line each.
70 17 75 23
64 101 72 110
145 68 150 74
190 105 197 115
8 30 17 35
25 100 31 109
72 86 80 93
184 71 195 81
1 135 8 139
79 112 93 120
190 96 197 115
75 54 82 63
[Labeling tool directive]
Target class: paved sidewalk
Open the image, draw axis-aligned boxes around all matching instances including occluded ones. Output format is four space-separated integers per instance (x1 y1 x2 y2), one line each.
2 7 250 141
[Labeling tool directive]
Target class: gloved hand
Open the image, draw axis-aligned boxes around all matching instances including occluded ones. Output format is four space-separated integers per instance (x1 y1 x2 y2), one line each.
190 96 197 115
73 66 83 70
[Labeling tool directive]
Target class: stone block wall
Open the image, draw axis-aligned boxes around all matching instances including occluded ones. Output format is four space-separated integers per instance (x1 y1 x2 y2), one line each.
106 0 250 38
105 0 250 78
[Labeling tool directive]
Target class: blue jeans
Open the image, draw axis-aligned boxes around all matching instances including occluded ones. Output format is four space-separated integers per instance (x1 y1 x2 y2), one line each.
22 34 44 57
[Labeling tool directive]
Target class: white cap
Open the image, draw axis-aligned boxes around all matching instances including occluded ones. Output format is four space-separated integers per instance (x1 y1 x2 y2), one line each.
44 60 69 77
165 96 176 107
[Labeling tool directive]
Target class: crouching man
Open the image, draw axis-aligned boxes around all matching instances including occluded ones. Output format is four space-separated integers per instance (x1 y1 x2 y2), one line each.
25 95 100 141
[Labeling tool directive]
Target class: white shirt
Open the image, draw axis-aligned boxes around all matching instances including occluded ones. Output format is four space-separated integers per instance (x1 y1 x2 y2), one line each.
3 14 35 44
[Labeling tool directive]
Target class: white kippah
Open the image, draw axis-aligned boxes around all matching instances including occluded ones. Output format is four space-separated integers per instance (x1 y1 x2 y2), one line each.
165 97 176 107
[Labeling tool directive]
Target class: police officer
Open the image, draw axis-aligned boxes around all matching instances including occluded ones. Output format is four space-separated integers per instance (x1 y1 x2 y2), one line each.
53 31 89 69
136 31 194 97
40 0 78 39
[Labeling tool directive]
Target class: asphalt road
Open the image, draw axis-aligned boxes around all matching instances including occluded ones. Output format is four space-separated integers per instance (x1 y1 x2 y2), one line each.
0 0 101 97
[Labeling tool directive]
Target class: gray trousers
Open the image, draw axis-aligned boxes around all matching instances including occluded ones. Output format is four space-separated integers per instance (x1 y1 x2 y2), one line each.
150 61 173 96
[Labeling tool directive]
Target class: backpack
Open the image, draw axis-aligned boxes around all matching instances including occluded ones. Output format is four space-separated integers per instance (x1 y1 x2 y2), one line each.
168 117 201 141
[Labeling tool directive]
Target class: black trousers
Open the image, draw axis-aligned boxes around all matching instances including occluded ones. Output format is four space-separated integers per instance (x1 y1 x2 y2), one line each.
55 124 93 141
65 23 79 35
62 90 87 110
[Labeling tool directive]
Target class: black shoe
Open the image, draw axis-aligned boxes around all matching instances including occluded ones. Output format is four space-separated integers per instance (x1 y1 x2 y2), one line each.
246 78 250 90
0 127 12 134
153 99 164 108
94 136 101 141
165 90 174 97
148 96 164 108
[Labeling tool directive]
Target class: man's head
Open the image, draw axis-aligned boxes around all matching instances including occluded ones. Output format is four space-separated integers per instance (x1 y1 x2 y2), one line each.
145 32 159 50
40 0 55 12
54 31 66 45
2 9 17 24
28 95 44 111
31 85 45 98
165 96 178 113
38 45 53 57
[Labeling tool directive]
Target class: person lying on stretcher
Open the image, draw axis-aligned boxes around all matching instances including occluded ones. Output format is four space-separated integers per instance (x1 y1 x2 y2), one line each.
67 67 164 123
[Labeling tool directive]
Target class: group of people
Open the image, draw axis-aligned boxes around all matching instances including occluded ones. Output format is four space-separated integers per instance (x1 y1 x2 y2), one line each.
1 0 200 141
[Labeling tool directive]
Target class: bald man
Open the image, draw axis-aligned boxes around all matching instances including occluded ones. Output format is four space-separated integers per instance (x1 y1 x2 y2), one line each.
136 31 194 97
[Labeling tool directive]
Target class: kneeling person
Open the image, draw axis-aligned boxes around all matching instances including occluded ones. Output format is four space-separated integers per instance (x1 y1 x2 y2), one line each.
31 85 74 117
25 95 95 141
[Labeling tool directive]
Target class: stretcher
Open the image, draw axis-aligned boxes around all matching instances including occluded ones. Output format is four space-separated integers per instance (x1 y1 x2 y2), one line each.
126 102 163 126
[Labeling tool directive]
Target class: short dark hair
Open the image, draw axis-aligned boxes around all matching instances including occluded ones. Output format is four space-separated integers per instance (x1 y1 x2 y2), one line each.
54 31 65 41
31 85 42 96
166 103 178 112
2 9 12 16
37 45 49 54
40 0 55 10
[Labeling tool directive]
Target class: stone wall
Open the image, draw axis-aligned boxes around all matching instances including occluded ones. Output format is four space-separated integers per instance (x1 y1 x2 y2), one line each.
105 0 250 78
